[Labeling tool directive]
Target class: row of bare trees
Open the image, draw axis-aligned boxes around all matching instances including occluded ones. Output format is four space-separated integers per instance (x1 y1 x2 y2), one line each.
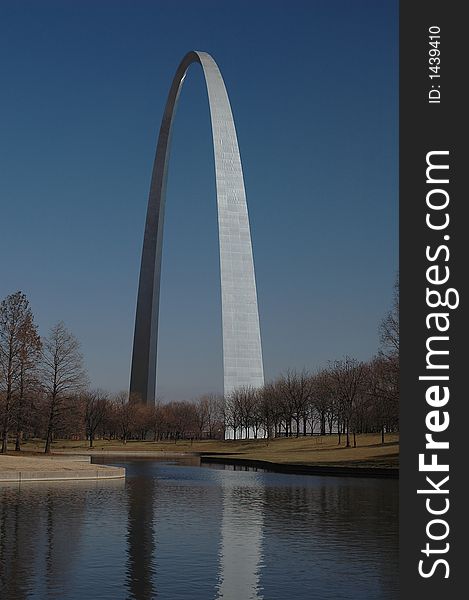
224 355 398 445
0 291 87 453
1 279 399 450
225 280 397 445
80 392 225 446
224 279 399 445
55 354 398 447
1 386 226 449
0 291 227 450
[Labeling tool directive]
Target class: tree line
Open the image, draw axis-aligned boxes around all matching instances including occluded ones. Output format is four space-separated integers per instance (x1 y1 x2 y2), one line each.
0 281 398 452
224 354 398 446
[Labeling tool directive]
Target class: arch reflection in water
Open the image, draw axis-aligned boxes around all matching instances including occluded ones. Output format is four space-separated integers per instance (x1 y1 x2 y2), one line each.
125 466 157 600
216 468 265 600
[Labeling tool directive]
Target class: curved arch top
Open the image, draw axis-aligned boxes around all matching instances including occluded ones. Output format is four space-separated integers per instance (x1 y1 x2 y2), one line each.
130 51 264 404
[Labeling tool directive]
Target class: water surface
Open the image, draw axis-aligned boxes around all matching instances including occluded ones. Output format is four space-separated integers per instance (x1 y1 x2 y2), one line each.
0 457 398 599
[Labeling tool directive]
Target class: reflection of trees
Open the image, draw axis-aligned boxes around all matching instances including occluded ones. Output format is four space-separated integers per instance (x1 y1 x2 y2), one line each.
263 479 398 541
0 483 86 599
260 479 398 598
0 486 40 600
126 466 156 600
43 487 86 595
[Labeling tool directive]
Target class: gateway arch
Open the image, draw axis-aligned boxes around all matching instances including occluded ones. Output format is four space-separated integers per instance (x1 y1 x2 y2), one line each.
130 51 264 404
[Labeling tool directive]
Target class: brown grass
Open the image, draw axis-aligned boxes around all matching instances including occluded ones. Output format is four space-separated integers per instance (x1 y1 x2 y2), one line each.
20 433 399 469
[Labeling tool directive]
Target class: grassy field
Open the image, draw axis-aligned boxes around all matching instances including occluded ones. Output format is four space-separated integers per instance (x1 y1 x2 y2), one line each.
20 433 399 469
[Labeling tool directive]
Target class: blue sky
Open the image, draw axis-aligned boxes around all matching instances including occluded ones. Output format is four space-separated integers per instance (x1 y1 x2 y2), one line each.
0 0 398 400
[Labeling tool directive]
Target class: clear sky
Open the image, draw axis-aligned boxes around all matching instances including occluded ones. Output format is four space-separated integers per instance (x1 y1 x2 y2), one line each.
0 0 398 401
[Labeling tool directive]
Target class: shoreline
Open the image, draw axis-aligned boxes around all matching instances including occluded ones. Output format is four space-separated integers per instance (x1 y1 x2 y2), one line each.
0 450 399 480
13 434 399 480
54 449 398 479
56 450 200 457
0 455 125 482
200 455 399 479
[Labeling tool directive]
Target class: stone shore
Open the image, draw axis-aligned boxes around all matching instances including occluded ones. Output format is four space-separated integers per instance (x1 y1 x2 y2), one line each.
0 455 125 482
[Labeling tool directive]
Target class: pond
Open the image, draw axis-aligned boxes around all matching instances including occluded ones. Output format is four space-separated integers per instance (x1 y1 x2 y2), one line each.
0 457 398 599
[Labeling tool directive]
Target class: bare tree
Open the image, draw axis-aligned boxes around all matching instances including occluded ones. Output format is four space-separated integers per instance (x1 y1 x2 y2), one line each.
237 386 257 439
250 389 264 439
82 390 109 448
214 395 227 440
113 391 137 444
225 391 241 440
380 275 399 359
258 383 277 439
133 404 155 440
195 395 210 438
311 370 335 436
14 311 42 451
41 322 86 453
329 357 368 448
157 401 196 441
0 292 41 453
369 356 399 443
199 393 223 439
279 370 312 437
148 401 163 441
375 276 399 442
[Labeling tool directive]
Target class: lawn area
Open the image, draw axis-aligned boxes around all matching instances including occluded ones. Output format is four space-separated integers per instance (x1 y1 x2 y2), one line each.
21 433 399 469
